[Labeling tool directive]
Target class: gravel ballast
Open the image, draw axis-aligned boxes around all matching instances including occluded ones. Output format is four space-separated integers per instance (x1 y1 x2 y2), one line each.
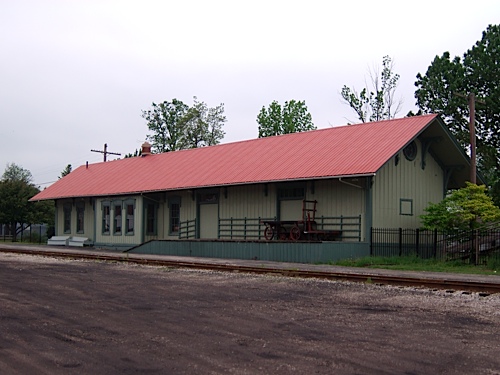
0 253 499 374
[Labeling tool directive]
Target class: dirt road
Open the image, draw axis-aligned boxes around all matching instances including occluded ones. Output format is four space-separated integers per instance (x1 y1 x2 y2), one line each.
0 253 499 374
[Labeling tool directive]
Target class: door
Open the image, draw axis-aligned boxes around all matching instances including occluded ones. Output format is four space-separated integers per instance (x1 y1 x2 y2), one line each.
199 203 218 238
280 199 303 221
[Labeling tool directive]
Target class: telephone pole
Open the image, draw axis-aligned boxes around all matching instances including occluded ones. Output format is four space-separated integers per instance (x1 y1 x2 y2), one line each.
454 92 484 184
91 143 121 162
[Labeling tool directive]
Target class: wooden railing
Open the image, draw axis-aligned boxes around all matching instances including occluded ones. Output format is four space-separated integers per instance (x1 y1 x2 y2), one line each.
218 217 275 240
178 219 196 239
218 215 362 241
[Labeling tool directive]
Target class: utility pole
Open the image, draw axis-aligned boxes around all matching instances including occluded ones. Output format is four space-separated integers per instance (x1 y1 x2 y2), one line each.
454 92 484 184
91 143 121 162
454 92 482 264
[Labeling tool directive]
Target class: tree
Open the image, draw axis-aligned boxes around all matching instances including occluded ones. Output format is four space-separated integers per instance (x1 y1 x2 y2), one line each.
341 55 402 123
0 164 54 241
59 164 72 179
414 25 500 200
142 99 189 153
142 97 226 152
257 100 316 138
2 162 33 183
124 149 142 158
421 183 500 231
180 97 226 148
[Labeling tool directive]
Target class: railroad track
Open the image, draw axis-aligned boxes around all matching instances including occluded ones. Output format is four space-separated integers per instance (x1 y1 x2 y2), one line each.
1 247 499 295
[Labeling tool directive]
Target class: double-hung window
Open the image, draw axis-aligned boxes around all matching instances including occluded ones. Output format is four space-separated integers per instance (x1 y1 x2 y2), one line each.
146 203 157 236
114 202 122 235
76 202 85 233
63 203 72 233
169 197 181 235
102 202 111 235
125 200 135 235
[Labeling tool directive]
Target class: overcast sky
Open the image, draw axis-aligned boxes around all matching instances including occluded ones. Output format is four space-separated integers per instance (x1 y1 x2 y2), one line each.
1 0 499 189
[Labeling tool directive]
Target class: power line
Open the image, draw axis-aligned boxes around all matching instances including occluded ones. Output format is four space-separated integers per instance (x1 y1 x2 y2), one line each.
91 143 121 162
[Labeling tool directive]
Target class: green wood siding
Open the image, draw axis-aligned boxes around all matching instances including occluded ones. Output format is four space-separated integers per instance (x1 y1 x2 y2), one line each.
94 197 142 246
372 139 444 228
55 198 94 239
219 184 276 219
128 239 370 263
160 191 196 239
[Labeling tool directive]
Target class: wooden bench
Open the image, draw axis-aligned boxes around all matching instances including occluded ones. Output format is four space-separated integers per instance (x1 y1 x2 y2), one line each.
47 236 70 246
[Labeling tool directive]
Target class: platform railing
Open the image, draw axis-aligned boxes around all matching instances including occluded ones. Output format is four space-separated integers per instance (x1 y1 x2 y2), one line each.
178 219 196 239
218 215 362 241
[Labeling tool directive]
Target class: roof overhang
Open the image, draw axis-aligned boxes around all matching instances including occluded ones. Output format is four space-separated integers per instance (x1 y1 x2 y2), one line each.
388 117 484 189
31 173 376 201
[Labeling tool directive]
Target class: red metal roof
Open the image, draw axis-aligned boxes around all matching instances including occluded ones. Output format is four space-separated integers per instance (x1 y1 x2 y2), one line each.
31 114 439 201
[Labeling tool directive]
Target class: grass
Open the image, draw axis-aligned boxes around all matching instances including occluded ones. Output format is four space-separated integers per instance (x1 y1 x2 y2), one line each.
2 238 499 276
0 239 47 245
331 254 500 275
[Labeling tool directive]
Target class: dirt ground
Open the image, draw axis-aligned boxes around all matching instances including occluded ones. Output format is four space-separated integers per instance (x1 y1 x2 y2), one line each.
0 253 499 375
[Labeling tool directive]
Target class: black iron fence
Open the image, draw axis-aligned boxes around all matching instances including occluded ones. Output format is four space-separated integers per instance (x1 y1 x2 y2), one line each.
371 227 500 264
0 223 51 244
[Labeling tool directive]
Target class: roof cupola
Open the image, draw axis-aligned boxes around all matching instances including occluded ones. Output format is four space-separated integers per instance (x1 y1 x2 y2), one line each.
141 141 151 156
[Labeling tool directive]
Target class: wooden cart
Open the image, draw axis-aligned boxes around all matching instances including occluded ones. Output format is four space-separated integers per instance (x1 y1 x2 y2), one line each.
262 200 342 241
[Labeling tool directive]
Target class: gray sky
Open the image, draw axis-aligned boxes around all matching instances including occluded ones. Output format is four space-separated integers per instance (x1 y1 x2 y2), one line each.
1 0 499 189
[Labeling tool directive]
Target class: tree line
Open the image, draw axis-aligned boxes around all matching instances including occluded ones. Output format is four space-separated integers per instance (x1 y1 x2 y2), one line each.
3 24 498 236
0 163 54 241
340 24 500 220
115 22 500 230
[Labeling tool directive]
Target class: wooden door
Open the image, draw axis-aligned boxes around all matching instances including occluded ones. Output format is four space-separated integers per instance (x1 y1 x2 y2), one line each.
199 204 218 238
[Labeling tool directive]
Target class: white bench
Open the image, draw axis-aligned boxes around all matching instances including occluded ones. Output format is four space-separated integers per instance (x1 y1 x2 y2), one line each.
47 236 70 246
68 236 93 247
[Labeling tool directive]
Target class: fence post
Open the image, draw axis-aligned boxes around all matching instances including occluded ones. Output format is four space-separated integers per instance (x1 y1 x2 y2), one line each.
244 217 247 240
398 228 403 256
416 228 421 257
433 228 437 259
258 217 261 240
358 215 362 241
474 229 480 265
370 227 373 256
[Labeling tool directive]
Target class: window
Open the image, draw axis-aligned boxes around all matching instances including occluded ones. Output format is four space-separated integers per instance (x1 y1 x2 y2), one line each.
146 203 157 235
199 193 218 203
125 202 135 235
278 187 305 200
102 202 111 235
400 199 413 216
169 197 181 235
403 141 417 161
114 202 122 235
76 202 85 233
63 203 72 233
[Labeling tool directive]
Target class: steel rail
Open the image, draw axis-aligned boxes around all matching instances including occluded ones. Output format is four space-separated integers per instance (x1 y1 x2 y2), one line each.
1 247 499 294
